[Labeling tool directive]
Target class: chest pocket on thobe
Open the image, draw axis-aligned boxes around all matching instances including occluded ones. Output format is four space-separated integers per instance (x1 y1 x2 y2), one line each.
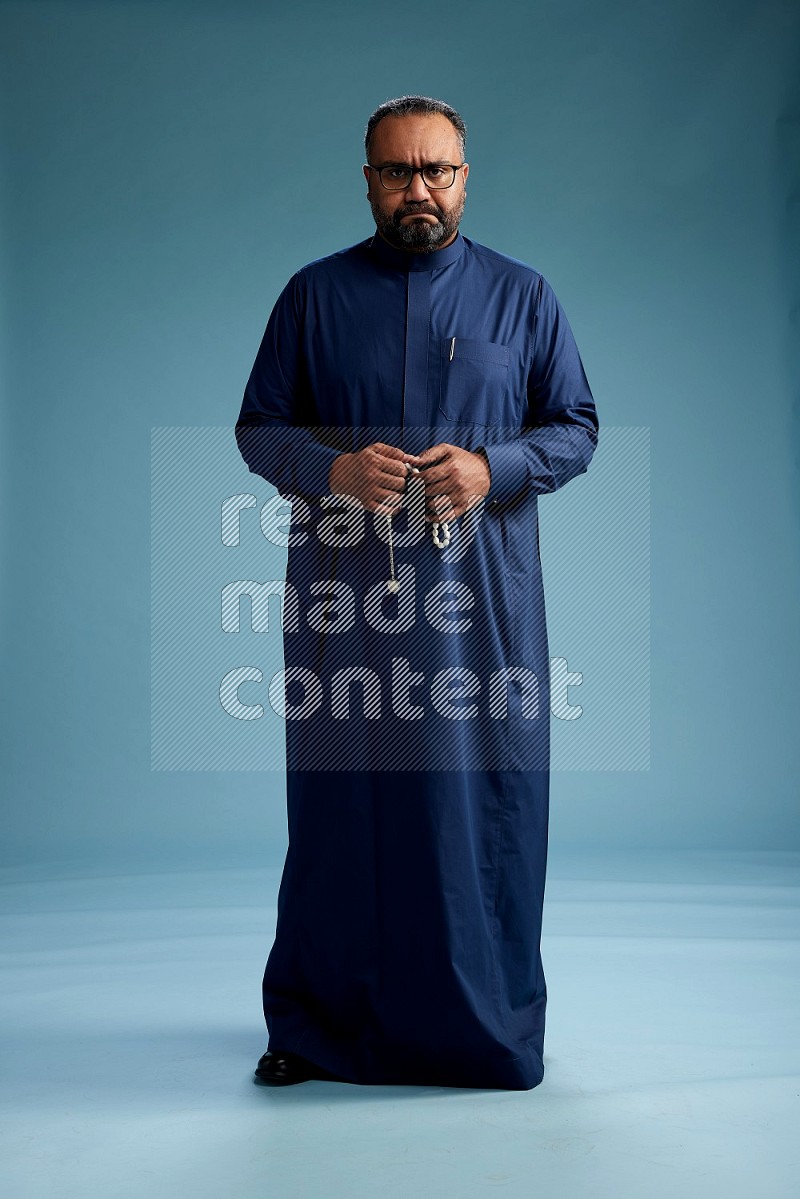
438 338 510 426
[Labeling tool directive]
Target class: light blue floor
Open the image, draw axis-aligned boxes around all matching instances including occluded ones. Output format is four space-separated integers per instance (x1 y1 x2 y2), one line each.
1 850 798 1198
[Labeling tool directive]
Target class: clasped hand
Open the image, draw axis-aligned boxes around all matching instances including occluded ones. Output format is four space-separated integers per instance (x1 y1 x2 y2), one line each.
328 441 491 523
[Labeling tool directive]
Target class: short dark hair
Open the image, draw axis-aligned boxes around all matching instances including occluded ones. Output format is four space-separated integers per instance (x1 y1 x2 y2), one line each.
364 96 467 161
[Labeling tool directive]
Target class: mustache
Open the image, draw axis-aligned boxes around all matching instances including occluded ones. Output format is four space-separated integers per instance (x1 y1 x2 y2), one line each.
393 203 444 223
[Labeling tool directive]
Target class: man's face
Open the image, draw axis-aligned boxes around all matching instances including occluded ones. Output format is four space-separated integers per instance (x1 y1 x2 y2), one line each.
363 113 469 253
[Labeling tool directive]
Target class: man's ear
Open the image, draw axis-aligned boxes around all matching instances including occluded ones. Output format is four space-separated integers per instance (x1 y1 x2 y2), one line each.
462 162 470 183
362 164 371 187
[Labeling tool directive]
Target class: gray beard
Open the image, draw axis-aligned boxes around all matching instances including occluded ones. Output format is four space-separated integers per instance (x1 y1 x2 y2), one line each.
370 195 465 252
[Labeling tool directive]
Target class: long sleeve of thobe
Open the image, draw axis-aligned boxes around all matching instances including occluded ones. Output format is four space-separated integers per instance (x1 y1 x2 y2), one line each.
478 275 598 507
236 273 342 501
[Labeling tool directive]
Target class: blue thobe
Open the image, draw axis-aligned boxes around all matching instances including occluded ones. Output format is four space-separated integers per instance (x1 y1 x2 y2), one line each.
236 229 598 1089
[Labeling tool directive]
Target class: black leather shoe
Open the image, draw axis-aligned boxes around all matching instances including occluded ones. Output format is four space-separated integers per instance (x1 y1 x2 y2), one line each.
253 1049 339 1086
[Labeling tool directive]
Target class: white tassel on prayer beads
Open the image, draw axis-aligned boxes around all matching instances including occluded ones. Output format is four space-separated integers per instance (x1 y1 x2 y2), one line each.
432 521 451 549
385 462 453 589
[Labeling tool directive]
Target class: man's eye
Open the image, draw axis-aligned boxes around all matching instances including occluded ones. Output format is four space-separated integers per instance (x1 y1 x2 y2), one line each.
426 167 445 178
387 168 410 179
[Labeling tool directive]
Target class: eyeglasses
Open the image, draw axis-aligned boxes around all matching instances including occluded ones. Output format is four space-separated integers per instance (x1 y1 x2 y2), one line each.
366 162 466 191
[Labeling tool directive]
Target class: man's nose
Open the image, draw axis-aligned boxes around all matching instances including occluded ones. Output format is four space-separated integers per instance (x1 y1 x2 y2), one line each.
405 170 431 201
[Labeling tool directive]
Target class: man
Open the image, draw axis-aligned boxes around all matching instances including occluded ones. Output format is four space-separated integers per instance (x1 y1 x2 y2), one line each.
235 96 598 1090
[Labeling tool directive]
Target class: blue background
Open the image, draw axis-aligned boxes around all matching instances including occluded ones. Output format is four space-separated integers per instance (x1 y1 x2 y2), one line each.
2 0 799 868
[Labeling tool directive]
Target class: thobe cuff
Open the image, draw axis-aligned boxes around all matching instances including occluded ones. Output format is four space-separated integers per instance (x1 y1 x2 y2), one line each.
235 422 342 501
477 440 528 507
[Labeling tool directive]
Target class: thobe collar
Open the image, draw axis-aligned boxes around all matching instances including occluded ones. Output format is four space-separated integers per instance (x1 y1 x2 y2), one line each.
368 228 466 272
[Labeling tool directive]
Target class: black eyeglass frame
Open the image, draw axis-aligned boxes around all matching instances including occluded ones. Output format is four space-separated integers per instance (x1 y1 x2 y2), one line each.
365 162 467 190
